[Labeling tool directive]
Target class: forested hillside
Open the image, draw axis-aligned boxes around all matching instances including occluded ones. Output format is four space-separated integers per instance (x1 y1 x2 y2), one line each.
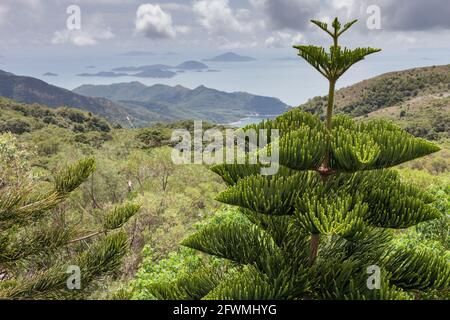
0 97 226 298
74 82 288 124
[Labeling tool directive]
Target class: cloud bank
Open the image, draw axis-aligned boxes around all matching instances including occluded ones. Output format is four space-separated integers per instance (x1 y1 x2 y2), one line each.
0 0 449 49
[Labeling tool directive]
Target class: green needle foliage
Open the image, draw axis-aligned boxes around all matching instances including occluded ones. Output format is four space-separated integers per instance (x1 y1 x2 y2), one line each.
150 18 449 300
0 158 140 299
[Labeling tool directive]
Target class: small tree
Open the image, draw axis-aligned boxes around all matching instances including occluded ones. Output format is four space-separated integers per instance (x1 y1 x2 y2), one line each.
150 18 449 300
0 155 140 299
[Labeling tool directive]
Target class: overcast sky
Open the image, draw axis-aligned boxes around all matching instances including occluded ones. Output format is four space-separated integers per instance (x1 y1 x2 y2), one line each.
1 0 449 56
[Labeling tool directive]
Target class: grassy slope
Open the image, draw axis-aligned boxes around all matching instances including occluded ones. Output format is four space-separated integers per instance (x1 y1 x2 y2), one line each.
360 94 449 139
300 64 450 138
336 65 449 112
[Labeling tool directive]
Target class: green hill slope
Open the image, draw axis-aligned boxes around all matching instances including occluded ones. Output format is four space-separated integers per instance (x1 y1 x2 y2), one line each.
300 65 450 139
74 82 288 125
0 97 112 134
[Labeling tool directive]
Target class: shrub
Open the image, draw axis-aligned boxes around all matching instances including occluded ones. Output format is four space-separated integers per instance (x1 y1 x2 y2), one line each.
0 118 31 134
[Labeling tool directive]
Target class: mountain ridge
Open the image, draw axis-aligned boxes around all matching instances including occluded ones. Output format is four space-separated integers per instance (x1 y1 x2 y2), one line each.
0 70 288 126
203 52 256 62
74 82 289 124
0 70 129 125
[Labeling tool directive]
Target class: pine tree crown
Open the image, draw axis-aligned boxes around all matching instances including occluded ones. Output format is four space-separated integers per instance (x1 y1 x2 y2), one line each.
293 18 381 82
0 158 140 299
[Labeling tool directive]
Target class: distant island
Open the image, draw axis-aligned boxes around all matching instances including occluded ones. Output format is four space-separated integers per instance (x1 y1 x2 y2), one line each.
112 64 172 72
175 61 208 70
77 71 128 78
113 61 208 72
79 61 210 79
78 69 176 79
43 72 58 77
119 51 178 56
204 52 256 62
133 70 177 78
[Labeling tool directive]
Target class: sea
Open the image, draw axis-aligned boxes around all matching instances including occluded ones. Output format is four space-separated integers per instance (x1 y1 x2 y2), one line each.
228 115 279 127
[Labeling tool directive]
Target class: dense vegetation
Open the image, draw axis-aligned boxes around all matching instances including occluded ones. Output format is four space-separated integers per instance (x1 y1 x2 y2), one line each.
0 98 227 298
0 94 448 300
0 21 448 299
0 131 141 299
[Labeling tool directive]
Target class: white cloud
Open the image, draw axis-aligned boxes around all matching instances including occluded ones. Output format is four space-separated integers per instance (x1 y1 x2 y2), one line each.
52 28 114 46
331 0 355 9
1 0 448 51
291 33 304 45
135 4 188 39
265 31 291 48
51 16 114 46
193 0 259 35
265 31 304 48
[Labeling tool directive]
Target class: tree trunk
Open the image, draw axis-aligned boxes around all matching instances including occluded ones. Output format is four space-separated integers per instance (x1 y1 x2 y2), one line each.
309 79 336 266
309 234 320 266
